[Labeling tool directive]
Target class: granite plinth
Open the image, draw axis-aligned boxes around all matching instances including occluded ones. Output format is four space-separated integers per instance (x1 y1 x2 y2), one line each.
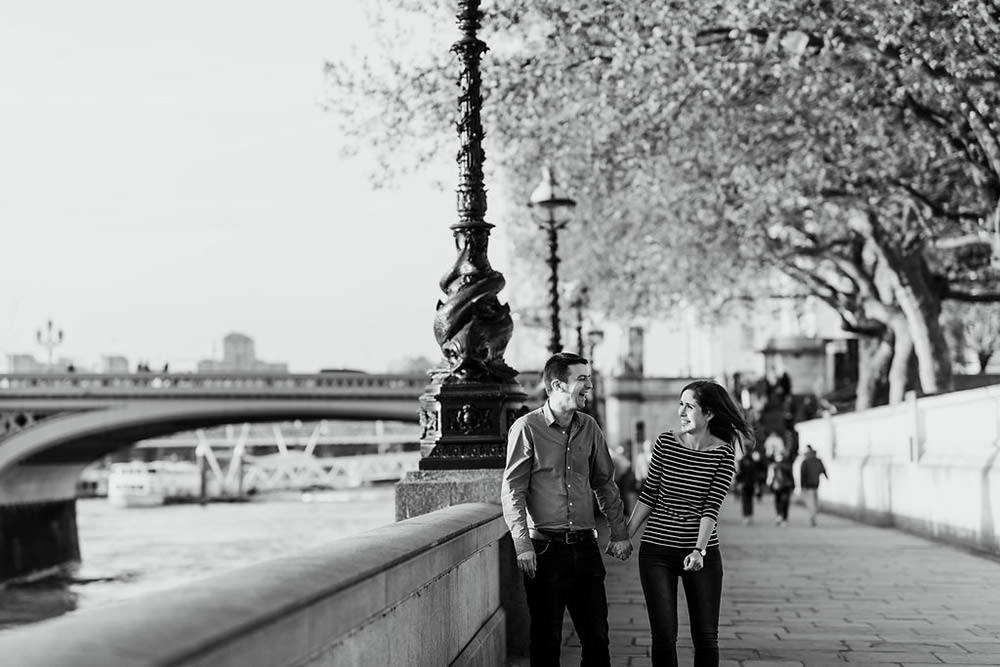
395 469 502 521
395 468 528 658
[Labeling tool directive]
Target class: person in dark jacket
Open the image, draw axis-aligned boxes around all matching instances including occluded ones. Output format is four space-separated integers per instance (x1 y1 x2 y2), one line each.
734 452 757 525
799 445 829 526
767 450 795 526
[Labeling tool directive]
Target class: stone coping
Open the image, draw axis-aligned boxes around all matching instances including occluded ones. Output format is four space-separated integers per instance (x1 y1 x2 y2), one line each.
0 502 506 666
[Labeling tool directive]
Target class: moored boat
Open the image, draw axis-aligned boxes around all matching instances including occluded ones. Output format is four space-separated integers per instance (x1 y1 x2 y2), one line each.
107 461 217 507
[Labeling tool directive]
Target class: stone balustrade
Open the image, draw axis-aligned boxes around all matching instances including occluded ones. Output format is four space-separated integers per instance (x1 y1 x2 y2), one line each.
0 372 431 397
796 384 1000 555
0 503 516 666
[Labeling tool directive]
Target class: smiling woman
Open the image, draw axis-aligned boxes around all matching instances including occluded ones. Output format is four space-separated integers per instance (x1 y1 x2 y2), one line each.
626 379 751 666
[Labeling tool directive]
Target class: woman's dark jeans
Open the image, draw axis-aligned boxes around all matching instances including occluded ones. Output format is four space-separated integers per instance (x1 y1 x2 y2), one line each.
774 488 792 520
638 543 723 667
739 483 754 518
523 537 610 666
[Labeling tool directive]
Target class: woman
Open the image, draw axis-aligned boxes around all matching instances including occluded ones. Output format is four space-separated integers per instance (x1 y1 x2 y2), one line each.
734 450 757 525
626 380 752 666
767 449 795 526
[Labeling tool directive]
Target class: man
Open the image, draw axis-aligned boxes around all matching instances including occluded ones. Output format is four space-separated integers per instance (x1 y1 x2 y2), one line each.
501 352 632 666
799 445 829 526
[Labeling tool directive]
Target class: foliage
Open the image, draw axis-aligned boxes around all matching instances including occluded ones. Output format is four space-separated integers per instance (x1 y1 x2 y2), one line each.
326 0 1000 398
942 301 1000 372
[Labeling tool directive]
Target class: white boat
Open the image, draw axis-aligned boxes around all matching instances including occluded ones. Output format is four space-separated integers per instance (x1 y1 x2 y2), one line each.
107 461 217 507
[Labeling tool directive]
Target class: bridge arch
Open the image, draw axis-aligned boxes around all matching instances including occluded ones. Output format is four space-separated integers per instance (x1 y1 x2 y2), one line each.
0 399 418 504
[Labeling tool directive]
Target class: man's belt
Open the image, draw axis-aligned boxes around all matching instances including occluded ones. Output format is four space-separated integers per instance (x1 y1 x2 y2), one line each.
529 528 596 544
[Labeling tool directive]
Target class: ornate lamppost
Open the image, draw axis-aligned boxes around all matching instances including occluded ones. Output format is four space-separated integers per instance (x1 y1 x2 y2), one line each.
528 167 577 355
567 284 589 356
586 327 605 426
36 319 64 372
412 0 526 472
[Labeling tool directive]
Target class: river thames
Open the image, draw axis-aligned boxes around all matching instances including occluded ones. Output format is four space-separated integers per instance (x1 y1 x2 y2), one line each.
0 487 397 631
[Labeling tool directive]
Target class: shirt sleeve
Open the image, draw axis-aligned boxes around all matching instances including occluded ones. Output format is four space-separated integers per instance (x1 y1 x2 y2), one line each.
636 433 667 509
501 416 534 556
700 448 736 521
588 424 628 542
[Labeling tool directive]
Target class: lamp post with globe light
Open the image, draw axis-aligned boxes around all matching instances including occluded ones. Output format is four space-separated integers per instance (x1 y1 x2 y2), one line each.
586 327 605 426
528 167 576 355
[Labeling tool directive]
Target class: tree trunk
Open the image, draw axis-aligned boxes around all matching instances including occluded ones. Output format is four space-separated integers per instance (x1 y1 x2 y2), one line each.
980 352 993 374
856 330 893 410
893 260 952 395
887 315 913 405
848 209 953 396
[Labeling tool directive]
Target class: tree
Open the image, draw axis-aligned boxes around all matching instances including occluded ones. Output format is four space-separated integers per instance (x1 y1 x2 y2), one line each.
326 0 1000 408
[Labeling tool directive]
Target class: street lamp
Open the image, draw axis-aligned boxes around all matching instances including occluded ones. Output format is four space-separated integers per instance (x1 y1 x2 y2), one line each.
528 166 576 355
36 319 64 371
413 0 526 471
567 284 590 356
586 328 605 426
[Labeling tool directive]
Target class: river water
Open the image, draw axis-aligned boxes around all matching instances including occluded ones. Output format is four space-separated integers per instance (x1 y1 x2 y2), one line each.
0 487 397 632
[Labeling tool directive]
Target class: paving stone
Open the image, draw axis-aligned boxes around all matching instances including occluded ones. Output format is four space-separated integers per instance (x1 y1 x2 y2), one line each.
508 494 1000 666
932 653 1000 664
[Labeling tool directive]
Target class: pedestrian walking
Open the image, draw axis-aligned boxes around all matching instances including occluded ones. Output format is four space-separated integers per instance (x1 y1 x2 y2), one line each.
626 379 752 667
799 445 829 526
767 450 795 526
501 352 632 667
735 451 757 525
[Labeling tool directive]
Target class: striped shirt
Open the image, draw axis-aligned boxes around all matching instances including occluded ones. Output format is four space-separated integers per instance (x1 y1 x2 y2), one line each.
637 431 736 549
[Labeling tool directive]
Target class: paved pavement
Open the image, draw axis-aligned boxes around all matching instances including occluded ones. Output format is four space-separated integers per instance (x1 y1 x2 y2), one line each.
513 494 1000 666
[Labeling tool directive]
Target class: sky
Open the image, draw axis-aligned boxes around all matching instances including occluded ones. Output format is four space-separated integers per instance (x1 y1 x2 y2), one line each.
1 0 524 373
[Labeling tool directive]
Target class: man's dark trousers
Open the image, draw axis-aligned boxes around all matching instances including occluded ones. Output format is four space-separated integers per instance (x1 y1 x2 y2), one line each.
523 536 610 666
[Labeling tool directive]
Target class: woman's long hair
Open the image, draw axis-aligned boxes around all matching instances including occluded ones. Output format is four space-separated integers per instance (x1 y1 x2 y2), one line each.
682 379 755 453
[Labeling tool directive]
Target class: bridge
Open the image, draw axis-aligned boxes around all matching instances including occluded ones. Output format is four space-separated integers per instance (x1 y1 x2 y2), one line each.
0 371 429 580
132 420 424 495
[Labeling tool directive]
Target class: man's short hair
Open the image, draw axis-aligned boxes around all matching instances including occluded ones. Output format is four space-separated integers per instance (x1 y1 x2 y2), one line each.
542 352 589 395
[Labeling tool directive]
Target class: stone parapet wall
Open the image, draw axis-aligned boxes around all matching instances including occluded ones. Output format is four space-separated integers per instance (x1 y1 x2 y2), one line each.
0 502 510 666
796 385 1000 555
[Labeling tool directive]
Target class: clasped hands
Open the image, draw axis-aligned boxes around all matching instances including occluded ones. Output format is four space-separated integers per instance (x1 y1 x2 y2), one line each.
605 539 633 560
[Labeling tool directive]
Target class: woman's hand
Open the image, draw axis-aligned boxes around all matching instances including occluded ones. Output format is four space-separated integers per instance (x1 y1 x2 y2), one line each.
683 550 704 572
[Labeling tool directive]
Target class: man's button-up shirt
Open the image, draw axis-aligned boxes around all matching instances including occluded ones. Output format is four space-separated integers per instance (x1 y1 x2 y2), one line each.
501 402 628 556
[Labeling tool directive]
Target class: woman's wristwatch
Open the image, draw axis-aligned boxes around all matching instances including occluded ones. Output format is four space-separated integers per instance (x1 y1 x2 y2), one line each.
693 547 707 557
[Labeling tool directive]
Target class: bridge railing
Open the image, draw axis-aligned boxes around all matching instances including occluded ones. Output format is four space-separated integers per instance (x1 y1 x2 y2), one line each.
0 372 431 397
0 503 518 666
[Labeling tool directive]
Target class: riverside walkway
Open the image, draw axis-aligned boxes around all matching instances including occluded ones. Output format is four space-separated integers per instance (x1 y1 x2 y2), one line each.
532 496 1000 666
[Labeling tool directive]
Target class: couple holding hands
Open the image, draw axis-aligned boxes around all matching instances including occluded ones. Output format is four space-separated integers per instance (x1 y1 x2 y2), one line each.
501 352 752 667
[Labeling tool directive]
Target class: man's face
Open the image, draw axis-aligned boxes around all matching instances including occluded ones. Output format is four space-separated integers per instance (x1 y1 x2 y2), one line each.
551 363 592 410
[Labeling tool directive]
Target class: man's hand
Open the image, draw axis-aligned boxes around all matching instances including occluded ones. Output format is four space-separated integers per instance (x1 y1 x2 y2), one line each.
516 551 538 578
606 539 633 560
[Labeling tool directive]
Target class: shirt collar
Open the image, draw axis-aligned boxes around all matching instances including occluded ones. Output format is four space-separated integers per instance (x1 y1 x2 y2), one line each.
541 401 558 426
542 400 576 429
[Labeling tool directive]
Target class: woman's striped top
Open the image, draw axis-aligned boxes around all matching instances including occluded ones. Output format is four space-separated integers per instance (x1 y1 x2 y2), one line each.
637 430 736 549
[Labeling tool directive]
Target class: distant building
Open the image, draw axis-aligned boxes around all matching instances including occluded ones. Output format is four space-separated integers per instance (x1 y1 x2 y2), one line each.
197 333 287 373
6 354 76 373
101 355 130 373
6 354 44 373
